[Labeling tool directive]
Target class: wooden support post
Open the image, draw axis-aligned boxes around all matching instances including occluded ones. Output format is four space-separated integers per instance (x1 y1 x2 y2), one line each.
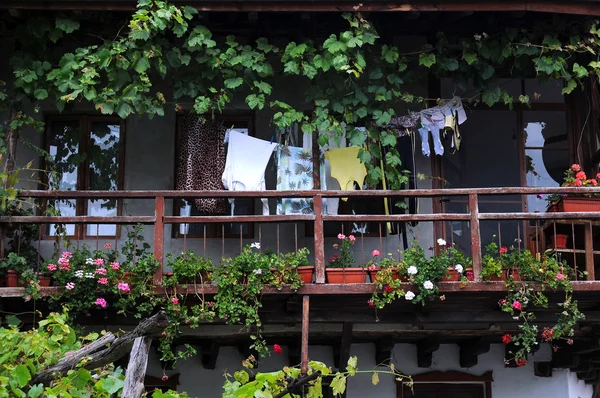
301 295 310 375
469 194 482 282
417 337 439 368
375 338 395 366
459 339 490 368
585 222 595 280
335 322 353 370
122 336 152 398
153 196 165 285
314 195 325 284
201 342 220 370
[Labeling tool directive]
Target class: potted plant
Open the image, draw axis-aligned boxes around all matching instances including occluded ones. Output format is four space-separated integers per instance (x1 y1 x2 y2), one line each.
6 253 28 287
545 164 600 212
367 251 406 283
480 241 506 281
434 239 470 282
164 250 214 287
326 234 366 284
277 247 313 285
552 234 568 249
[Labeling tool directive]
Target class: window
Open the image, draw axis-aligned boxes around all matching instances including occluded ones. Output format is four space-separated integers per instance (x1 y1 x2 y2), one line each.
44 116 125 238
173 113 255 238
398 371 492 398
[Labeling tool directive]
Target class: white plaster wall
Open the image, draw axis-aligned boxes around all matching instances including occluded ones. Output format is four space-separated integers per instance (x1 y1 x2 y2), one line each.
144 343 591 398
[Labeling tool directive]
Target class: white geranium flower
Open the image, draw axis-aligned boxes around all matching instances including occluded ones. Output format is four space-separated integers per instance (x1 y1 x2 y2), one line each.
407 266 418 275
253 269 262 275
75 270 84 278
250 242 261 249
85 272 94 278
405 291 415 300
85 258 93 265
455 264 464 273
437 238 447 246
423 280 434 290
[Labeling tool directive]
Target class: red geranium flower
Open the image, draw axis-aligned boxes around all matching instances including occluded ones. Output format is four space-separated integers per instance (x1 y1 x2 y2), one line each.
512 301 522 311
499 246 508 255
502 334 513 344
576 171 587 180
572 164 581 172
515 358 527 367
273 344 283 354
541 327 554 342
368 300 374 307
384 285 393 293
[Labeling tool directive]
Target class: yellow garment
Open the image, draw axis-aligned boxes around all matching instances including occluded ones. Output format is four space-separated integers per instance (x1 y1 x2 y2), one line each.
444 113 462 151
325 147 367 201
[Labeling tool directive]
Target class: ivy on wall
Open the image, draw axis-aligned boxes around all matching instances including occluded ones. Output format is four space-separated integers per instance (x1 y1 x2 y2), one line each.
1 1 600 194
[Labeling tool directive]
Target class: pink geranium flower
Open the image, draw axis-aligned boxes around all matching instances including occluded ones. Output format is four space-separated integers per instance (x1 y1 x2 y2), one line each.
171 297 179 305
61 251 72 259
104 243 112 250
512 301 522 311
110 262 120 270
65 282 75 290
94 298 107 308
117 283 130 293
95 268 107 275
47 263 57 272
349 235 356 242
556 273 565 280
93 258 105 266
372 249 381 257
97 278 108 285
337 233 346 240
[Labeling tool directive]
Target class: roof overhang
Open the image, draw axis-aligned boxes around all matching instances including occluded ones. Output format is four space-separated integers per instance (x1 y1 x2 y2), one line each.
1 0 600 16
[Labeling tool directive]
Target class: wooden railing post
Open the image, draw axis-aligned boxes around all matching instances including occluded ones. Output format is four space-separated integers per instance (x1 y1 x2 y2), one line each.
469 193 482 282
301 295 310 375
313 194 325 284
153 196 164 285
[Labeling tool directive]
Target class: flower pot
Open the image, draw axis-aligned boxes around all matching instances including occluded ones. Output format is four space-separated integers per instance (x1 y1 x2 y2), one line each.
506 268 521 281
465 268 475 281
483 273 504 282
38 275 52 287
0 277 5 287
552 234 568 249
297 266 314 284
556 197 600 212
443 268 460 282
368 268 405 283
7 270 23 287
326 268 367 284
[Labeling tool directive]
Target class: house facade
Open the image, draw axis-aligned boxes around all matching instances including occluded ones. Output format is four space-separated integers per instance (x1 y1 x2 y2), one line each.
2 1 600 397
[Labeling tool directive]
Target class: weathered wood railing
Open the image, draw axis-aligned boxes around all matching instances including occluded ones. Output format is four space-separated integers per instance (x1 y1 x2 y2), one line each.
3 187 600 286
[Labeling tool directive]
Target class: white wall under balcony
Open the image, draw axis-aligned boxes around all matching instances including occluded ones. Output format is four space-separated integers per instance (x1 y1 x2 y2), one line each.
144 342 591 398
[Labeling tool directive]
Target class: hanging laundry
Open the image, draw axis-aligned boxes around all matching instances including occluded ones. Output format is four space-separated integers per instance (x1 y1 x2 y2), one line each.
222 130 277 215
417 97 468 157
176 113 227 215
325 146 367 200
388 112 421 136
276 146 327 215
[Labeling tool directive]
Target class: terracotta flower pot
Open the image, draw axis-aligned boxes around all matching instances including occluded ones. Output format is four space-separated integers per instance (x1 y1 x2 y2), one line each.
506 268 521 281
369 268 407 283
297 266 314 284
557 197 600 212
552 234 568 249
326 268 367 284
38 275 52 287
483 273 504 282
7 270 23 287
443 267 460 282
465 268 475 281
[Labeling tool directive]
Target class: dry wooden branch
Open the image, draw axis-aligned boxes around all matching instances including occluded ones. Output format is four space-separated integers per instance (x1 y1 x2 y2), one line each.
122 336 152 398
32 311 168 386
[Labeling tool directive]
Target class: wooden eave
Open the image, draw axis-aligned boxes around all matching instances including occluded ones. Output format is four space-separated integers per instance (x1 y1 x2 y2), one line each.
2 0 600 16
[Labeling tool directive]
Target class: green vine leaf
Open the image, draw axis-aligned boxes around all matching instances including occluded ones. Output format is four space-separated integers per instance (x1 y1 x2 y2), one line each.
330 374 346 395
55 18 80 34
481 87 502 107
419 53 436 68
224 77 243 89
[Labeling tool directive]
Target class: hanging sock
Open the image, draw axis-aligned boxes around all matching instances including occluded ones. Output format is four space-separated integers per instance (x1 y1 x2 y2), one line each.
431 128 444 156
418 127 430 157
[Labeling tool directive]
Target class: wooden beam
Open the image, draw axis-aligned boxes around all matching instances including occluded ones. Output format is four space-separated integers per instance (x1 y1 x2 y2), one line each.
201 342 220 370
375 338 395 366
578 371 598 381
122 336 152 398
5 0 600 16
459 339 490 368
534 361 553 377
335 323 353 371
553 350 580 369
417 337 440 368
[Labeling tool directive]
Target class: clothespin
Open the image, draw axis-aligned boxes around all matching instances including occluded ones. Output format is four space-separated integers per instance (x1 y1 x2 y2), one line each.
270 135 275 144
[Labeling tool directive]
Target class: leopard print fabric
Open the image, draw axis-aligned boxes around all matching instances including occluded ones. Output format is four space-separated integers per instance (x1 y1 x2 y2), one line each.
176 114 227 214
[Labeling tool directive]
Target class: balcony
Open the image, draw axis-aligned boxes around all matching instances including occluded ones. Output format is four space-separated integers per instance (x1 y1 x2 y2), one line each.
1 186 599 294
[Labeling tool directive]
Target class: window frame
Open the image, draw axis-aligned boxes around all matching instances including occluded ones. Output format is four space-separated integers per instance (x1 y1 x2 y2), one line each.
172 112 256 239
42 115 126 240
397 370 493 398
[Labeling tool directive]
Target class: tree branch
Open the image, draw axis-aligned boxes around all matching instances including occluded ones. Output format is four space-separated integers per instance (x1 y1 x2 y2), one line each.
32 311 168 386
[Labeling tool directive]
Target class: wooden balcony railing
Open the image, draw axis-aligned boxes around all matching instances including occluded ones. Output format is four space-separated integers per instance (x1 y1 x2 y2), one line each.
3 187 600 287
